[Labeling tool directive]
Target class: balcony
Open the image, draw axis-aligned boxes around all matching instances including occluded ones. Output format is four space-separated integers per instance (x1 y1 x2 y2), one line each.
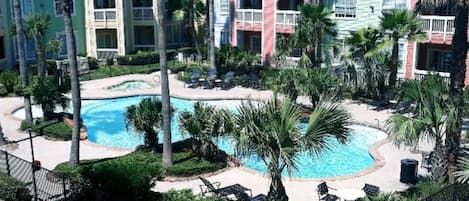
133 7 154 20
236 9 263 24
420 15 455 42
94 9 117 22
276 10 300 26
97 48 119 59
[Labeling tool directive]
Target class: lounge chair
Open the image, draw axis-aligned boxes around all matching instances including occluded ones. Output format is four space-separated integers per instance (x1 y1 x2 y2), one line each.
222 72 235 89
204 68 217 89
362 183 380 197
235 192 268 201
199 177 252 198
186 68 202 88
317 182 339 201
421 151 433 170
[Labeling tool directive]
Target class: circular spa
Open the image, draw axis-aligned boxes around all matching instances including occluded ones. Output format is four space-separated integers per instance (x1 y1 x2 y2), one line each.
80 96 387 178
107 80 152 91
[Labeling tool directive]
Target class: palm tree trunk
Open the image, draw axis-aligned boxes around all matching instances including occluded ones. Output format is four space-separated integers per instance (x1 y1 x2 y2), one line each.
35 37 46 77
388 39 399 87
446 0 468 184
62 0 82 166
157 0 173 167
13 0 33 122
144 129 158 152
267 169 288 201
209 0 216 70
432 139 448 182
189 0 202 61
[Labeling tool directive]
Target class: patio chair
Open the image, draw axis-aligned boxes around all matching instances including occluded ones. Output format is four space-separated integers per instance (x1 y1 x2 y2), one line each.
204 68 217 89
222 71 235 89
199 177 252 198
186 68 202 88
362 183 380 197
317 182 339 201
421 151 433 170
235 192 268 201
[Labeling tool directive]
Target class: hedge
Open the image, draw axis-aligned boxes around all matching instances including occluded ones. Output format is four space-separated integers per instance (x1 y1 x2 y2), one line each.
117 50 176 65
0 172 32 201
20 119 72 140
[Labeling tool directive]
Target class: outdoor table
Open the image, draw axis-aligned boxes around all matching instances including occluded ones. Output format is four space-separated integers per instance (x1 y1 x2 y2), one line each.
214 79 222 89
198 78 206 88
335 188 366 201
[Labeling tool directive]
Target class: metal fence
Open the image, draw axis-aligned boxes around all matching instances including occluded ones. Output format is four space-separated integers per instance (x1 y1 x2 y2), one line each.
0 150 70 201
421 183 469 201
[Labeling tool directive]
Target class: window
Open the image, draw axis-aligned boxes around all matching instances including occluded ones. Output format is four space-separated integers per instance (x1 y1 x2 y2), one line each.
14 37 35 60
382 0 406 11
133 0 152 7
95 0 116 9
134 26 155 45
220 0 229 13
0 36 5 59
11 0 33 18
57 32 77 58
220 31 229 46
426 50 452 73
250 35 261 53
55 0 74 15
97 32 116 48
335 0 356 18
398 43 405 70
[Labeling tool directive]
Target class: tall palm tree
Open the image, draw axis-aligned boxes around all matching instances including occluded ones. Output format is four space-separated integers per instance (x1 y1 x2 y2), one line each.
24 14 51 77
231 98 351 201
294 4 336 68
13 0 33 122
298 68 336 108
455 153 469 183
379 10 424 87
61 0 81 166
387 76 454 182
125 98 164 152
157 0 173 167
171 0 205 60
208 0 216 72
418 0 468 184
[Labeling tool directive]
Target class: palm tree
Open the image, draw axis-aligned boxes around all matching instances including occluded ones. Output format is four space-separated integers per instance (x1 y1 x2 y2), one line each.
13 0 33 122
29 76 69 120
24 14 51 77
61 0 81 166
171 0 205 60
294 4 336 68
157 0 173 167
455 153 469 183
274 70 300 102
387 76 454 182
125 98 164 152
418 0 468 184
179 102 233 160
231 98 351 201
379 10 424 87
298 68 337 108
208 0 216 72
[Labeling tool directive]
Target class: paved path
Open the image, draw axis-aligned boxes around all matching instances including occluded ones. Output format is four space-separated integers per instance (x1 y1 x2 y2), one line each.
0 72 433 201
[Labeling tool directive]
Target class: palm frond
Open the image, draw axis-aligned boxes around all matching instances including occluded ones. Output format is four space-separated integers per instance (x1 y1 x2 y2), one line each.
455 153 469 184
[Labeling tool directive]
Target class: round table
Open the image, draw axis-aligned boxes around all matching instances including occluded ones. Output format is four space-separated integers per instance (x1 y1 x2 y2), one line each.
335 188 366 201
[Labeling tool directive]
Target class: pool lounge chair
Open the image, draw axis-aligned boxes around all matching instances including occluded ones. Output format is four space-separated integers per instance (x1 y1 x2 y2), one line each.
199 177 252 198
317 182 339 201
186 68 202 88
222 72 235 89
204 68 217 89
235 192 268 201
362 183 380 197
421 151 433 171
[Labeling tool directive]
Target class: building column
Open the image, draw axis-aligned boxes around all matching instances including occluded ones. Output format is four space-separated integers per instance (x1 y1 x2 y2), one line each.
465 53 469 86
262 0 275 65
405 41 416 79
230 0 237 46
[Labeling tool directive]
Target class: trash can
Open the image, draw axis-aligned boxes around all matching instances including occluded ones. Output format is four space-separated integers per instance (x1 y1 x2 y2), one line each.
400 159 418 184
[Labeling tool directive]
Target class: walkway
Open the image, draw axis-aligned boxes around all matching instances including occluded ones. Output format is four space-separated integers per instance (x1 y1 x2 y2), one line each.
0 72 432 201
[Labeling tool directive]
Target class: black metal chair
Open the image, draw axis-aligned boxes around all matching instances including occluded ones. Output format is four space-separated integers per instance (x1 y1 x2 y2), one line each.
186 68 202 88
421 151 433 170
317 182 339 201
362 183 380 197
199 177 252 198
222 71 235 89
204 68 217 89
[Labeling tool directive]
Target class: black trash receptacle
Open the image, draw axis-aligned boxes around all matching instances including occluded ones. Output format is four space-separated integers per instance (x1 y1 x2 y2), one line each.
400 159 418 184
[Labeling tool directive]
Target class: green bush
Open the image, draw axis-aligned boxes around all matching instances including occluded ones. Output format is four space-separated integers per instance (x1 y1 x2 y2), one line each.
0 83 8 96
0 172 32 201
177 47 195 56
20 119 72 140
88 57 99 70
117 50 176 65
162 189 224 201
0 71 18 93
169 62 187 74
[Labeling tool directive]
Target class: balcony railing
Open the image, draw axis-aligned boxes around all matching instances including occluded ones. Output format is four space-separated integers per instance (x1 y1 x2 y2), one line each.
276 10 300 26
97 48 119 59
420 15 455 37
94 8 117 22
133 7 154 20
236 9 263 24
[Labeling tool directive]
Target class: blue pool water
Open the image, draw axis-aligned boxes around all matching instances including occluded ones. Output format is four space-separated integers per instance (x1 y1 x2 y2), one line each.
108 81 152 91
81 96 387 178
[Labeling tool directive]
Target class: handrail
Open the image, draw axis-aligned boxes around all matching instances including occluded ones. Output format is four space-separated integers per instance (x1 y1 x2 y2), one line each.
420 15 455 41
276 10 300 26
235 9 263 24
94 8 117 22
133 7 154 20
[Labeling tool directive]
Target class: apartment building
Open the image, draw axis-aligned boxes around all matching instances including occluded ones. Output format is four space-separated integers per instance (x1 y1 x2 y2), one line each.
0 0 87 70
214 0 232 48
85 0 189 60
405 0 469 85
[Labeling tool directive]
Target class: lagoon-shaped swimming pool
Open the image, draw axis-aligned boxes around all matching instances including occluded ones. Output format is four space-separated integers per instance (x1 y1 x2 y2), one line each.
80 96 387 178
108 80 152 91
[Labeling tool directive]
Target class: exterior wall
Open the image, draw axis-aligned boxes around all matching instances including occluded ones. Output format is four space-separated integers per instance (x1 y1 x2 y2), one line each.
0 0 12 70
214 0 231 47
262 0 275 65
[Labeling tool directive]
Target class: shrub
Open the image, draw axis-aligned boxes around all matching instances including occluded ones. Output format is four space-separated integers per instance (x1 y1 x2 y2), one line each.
88 57 99 70
0 172 32 201
20 119 72 140
46 61 58 75
162 189 224 201
117 50 176 65
177 47 195 56
169 62 186 74
0 71 18 93
0 83 7 96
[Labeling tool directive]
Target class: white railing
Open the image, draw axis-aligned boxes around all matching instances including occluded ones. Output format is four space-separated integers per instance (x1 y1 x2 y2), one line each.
276 10 300 26
97 48 119 59
420 15 455 37
133 7 154 20
235 9 263 23
414 69 450 83
94 8 117 21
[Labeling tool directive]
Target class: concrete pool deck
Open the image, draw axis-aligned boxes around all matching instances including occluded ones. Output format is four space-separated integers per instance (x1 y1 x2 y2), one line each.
0 72 433 201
